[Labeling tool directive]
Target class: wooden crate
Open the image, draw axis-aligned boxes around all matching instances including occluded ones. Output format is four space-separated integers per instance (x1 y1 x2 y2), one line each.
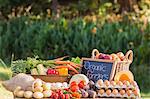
31 75 70 83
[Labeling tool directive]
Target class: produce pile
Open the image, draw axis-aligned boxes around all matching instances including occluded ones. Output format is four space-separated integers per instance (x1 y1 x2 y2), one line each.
96 79 140 98
2 49 141 99
11 56 81 76
92 49 132 61
4 73 140 99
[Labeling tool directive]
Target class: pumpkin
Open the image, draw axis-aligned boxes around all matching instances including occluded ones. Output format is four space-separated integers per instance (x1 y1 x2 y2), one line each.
114 71 134 82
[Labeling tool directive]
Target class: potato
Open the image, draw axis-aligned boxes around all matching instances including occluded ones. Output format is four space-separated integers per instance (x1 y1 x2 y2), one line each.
33 92 44 99
33 86 43 92
24 91 33 98
42 83 51 90
16 90 24 98
34 80 43 87
43 90 52 98
13 86 22 96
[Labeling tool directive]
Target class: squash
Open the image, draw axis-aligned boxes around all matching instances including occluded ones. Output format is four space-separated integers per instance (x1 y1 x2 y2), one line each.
114 71 134 82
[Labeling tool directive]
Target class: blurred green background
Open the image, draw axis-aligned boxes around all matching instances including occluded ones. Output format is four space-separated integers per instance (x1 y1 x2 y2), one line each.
0 0 150 96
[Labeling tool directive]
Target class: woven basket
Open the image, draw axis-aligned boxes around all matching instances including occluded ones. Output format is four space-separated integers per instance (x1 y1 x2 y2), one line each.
91 49 133 73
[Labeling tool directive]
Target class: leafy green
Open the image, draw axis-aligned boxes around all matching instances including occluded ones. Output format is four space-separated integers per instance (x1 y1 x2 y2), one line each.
11 57 56 74
71 57 81 64
11 60 28 74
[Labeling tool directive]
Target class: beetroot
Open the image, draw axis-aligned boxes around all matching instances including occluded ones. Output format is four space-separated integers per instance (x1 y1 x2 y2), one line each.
98 54 105 59
103 55 112 60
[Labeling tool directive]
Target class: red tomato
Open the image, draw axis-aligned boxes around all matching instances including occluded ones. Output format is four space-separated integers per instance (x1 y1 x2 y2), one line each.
56 89 63 95
70 85 79 92
64 88 69 91
78 81 86 89
60 94 65 99
50 92 56 98
70 81 77 87
65 94 70 99
53 93 59 99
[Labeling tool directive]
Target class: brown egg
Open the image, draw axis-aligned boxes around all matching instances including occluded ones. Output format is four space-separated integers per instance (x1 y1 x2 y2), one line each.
106 89 111 96
99 89 105 95
97 79 104 86
133 89 139 96
123 81 130 86
104 80 110 86
127 90 132 96
110 81 116 86
117 81 123 86
120 89 125 95
130 81 137 87
112 89 118 95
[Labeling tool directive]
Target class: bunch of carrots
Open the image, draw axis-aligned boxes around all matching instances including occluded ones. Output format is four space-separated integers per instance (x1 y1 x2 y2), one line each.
53 56 81 74
54 60 81 74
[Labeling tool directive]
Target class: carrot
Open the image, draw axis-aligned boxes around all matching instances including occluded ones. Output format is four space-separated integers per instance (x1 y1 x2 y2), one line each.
55 61 70 64
70 62 82 67
67 64 79 74
55 65 79 74
54 56 69 61
55 65 68 69
76 64 82 67
69 62 80 69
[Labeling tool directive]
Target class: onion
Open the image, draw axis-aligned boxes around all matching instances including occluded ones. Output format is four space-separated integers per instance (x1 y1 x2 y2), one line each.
33 86 43 92
24 91 33 98
43 90 52 97
34 79 43 87
42 83 51 90
33 92 43 99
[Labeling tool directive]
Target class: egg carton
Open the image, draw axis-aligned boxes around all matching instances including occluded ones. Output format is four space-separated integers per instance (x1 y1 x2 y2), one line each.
95 83 135 89
97 93 140 98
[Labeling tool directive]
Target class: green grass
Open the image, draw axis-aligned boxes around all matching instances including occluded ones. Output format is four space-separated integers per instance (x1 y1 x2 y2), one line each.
141 93 150 98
